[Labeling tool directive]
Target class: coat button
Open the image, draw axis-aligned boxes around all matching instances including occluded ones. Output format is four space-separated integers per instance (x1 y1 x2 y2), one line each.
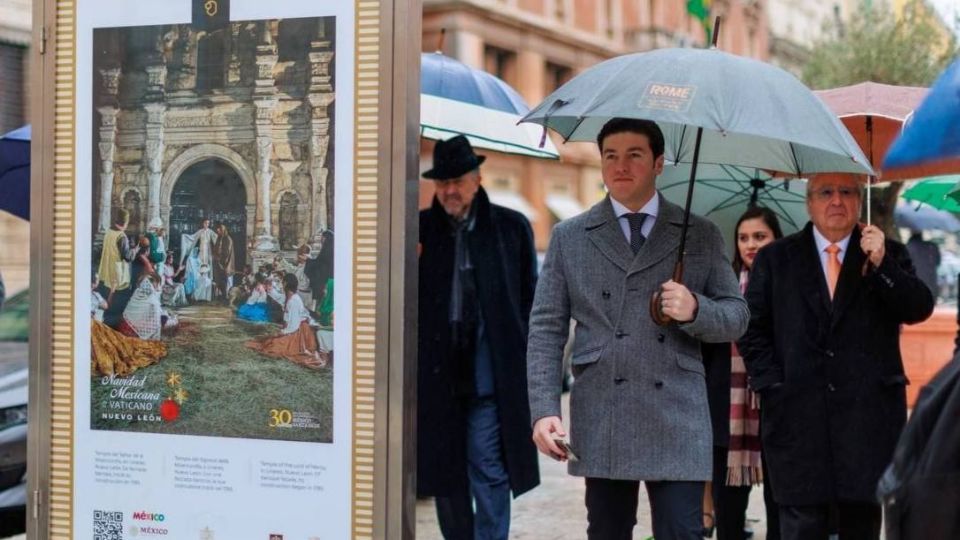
827 383 836 392
655 381 664 389
602 290 611 299
657 334 665 343
615 331 626 339
433 366 441 375
614 377 626 385
825 350 835 358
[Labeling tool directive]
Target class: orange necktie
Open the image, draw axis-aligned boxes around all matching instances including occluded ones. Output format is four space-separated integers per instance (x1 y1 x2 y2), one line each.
826 243 841 299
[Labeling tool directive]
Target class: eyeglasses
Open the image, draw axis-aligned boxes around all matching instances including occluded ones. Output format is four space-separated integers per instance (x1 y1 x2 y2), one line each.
810 186 860 201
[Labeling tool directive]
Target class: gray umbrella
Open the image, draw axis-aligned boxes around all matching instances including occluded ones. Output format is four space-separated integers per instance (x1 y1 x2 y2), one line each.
520 33 872 324
520 47 872 176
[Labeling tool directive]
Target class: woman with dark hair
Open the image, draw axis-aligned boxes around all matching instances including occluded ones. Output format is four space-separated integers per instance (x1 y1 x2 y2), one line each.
246 273 329 369
703 206 783 539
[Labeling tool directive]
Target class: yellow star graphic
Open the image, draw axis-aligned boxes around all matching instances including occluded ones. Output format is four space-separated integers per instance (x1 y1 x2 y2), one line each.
166 371 182 387
174 387 189 405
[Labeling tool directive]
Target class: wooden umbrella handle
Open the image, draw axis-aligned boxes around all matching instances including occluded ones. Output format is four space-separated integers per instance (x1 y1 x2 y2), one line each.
650 260 685 326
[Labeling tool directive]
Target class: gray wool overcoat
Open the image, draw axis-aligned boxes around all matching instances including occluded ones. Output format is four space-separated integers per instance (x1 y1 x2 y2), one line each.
527 194 749 481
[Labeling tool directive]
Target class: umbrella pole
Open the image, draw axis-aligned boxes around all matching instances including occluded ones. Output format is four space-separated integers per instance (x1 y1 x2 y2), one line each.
650 125 705 326
650 15 719 326
867 115 873 227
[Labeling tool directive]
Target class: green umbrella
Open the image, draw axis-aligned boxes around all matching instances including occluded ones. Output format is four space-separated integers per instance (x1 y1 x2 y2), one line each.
901 176 960 212
657 163 809 253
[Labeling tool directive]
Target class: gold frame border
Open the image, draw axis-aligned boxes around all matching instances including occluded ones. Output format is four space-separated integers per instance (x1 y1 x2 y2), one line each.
352 0 381 538
49 0 76 537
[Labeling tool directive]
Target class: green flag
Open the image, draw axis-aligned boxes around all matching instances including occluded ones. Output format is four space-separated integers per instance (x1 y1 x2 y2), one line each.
687 0 713 43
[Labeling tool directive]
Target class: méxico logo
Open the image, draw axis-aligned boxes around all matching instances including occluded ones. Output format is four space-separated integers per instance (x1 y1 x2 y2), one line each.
133 511 166 522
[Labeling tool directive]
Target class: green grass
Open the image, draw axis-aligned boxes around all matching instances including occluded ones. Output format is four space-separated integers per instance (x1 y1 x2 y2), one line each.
91 307 334 443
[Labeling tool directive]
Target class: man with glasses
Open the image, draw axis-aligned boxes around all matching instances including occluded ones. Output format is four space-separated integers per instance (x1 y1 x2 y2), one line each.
740 173 934 539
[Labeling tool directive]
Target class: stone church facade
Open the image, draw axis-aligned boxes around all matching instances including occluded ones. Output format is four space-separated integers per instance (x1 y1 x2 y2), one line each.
91 17 335 265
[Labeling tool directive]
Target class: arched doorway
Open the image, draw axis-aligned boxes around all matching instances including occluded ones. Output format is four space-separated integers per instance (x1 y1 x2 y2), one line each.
169 159 248 267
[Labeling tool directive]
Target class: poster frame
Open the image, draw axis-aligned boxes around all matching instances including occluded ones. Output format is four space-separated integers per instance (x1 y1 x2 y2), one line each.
26 0 421 538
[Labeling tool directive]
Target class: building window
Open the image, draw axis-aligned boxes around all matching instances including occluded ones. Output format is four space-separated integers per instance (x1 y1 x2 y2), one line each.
196 30 225 91
278 192 301 250
484 45 516 85
545 62 573 95
554 0 567 21
278 18 314 62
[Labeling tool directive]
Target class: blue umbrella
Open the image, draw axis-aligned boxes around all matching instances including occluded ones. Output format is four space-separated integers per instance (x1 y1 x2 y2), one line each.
420 52 559 159
0 125 30 220
894 202 960 233
883 58 960 179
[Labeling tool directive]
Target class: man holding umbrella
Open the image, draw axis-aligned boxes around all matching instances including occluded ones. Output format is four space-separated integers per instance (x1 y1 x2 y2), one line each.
417 135 540 539
740 172 934 539
527 118 749 539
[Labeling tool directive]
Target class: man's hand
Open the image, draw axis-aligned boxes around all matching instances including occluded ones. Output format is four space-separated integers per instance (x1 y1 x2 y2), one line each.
860 224 886 267
659 280 698 322
532 416 568 461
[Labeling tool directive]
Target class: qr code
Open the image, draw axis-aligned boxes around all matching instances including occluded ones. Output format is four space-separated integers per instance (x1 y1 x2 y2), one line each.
93 510 123 540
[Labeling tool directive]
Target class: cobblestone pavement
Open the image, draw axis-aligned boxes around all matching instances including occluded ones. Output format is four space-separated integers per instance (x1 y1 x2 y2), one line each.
416 394 771 539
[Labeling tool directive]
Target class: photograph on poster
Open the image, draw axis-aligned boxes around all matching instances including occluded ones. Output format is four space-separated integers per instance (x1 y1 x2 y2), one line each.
87 15 337 443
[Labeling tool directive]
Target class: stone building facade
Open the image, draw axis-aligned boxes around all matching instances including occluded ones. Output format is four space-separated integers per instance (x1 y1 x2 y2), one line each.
91 17 335 265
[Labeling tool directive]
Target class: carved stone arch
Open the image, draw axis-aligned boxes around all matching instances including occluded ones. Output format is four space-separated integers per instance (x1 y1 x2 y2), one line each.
161 144 255 210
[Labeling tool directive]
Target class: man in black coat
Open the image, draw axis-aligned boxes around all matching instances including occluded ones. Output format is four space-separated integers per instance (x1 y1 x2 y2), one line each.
418 135 540 540
740 173 934 540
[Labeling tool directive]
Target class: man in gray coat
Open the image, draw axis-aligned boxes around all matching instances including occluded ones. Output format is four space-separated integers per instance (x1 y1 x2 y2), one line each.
526 118 749 539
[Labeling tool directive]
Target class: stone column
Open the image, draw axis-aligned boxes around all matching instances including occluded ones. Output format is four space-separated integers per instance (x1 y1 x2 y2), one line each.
143 102 167 228
306 25 335 243
96 68 122 235
252 21 279 253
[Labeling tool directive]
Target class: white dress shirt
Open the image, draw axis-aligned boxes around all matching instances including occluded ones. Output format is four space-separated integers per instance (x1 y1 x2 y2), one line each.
812 226 853 280
610 194 659 245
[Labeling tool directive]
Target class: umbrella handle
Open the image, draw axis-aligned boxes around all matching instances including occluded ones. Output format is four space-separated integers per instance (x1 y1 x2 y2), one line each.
650 261 685 326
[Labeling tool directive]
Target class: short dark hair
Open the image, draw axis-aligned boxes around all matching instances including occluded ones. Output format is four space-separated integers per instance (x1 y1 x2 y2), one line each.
596 118 665 158
283 273 299 293
732 206 784 274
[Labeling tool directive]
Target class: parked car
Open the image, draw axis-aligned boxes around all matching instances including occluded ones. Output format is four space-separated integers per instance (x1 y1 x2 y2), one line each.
0 289 28 536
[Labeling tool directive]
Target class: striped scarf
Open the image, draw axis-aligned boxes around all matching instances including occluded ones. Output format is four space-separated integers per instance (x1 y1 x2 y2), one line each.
726 269 763 486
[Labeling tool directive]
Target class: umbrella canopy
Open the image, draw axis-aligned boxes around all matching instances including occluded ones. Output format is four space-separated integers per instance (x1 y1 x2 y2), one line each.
900 176 960 212
521 47 873 176
894 202 960 233
0 125 30 220
814 82 928 180
420 52 559 159
884 58 960 179
657 163 809 251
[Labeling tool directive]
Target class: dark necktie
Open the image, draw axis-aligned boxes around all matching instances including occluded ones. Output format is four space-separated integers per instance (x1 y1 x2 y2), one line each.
626 213 648 254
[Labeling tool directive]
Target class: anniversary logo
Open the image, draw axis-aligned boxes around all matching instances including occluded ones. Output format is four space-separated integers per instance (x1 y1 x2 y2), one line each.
88 4 337 444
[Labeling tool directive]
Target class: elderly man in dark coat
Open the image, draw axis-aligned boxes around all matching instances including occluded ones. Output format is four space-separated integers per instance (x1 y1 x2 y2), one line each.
740 172 935 540
418 135 539 540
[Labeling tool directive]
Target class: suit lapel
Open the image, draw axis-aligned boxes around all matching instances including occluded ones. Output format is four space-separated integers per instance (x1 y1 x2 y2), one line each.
585 197 633 273
627 194 682 277
830 226 865 328
794 224 831 318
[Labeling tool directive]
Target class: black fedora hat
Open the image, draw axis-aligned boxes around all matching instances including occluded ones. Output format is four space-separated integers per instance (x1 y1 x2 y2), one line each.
422 135 486 180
